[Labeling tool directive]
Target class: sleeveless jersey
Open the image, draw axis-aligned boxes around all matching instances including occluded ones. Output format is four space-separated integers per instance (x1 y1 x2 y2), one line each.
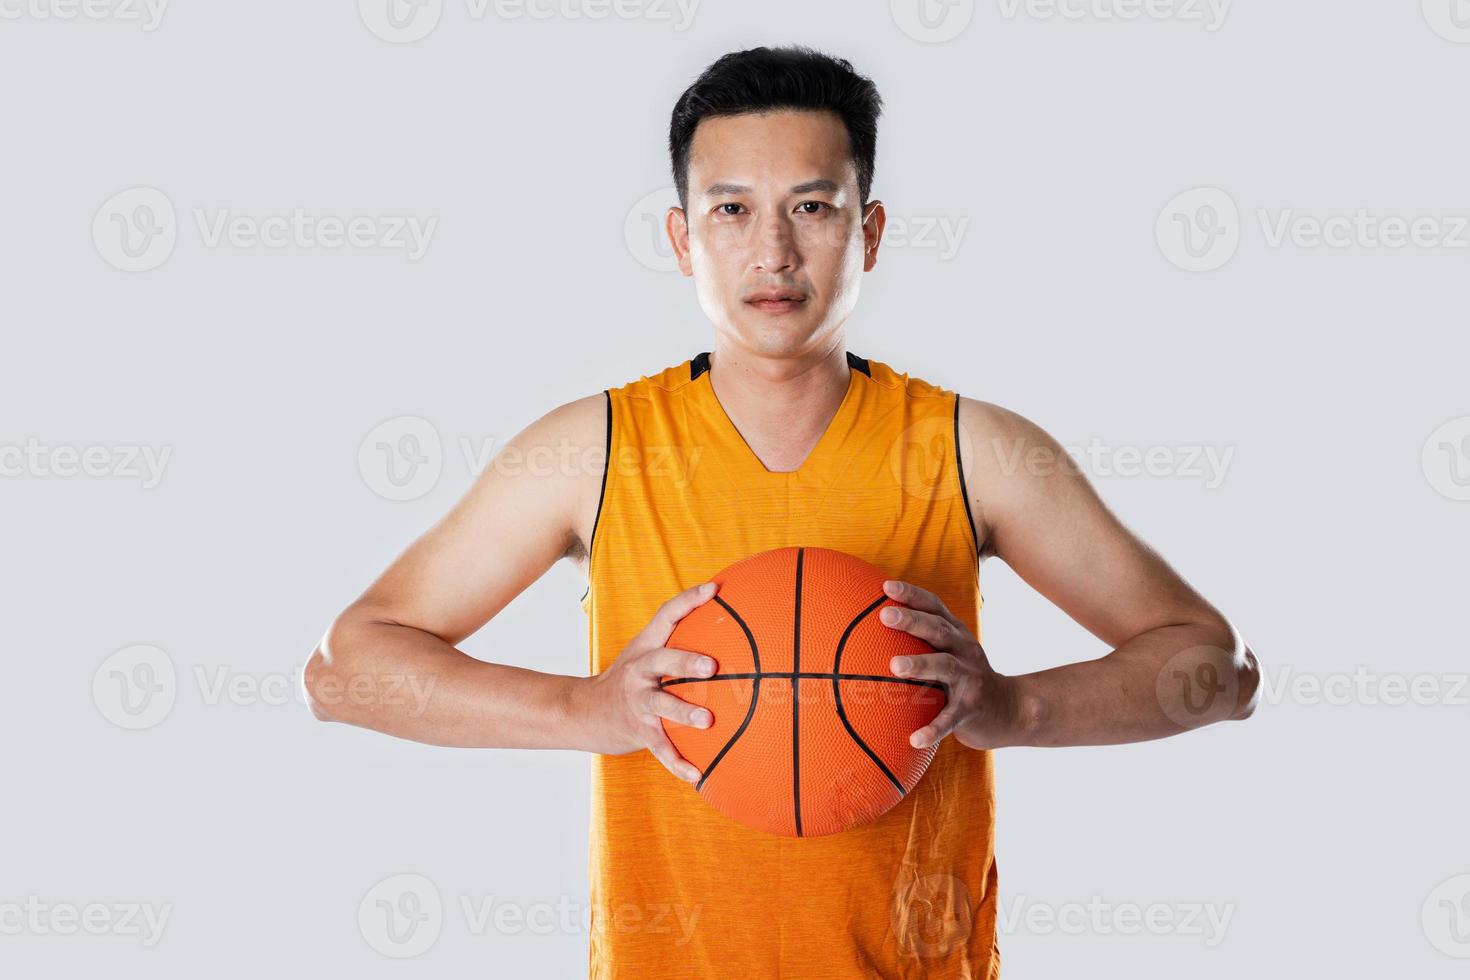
580 351 999 979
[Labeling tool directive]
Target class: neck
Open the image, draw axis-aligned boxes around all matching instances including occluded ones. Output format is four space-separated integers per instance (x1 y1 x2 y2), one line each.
705 340 851 473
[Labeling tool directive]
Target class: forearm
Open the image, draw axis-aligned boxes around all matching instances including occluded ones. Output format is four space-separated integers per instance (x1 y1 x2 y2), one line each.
304 617 594 750
1001 621 1259 748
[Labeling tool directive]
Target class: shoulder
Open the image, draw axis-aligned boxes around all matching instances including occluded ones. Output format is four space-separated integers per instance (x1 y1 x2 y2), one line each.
536 390 610 447
954 394 1087 557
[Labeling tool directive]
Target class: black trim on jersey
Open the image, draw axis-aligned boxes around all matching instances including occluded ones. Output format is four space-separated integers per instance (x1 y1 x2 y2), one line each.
691 349 868 381
579 389 612 605
953 393 981 562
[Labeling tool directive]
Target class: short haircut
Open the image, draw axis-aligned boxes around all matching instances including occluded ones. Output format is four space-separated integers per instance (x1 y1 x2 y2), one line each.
668 45 884 212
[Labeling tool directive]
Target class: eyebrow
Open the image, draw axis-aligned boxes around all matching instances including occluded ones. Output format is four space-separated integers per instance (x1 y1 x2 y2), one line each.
703 178 840 196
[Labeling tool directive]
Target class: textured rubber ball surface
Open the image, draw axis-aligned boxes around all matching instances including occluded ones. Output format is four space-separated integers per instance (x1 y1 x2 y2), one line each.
661 546 946 838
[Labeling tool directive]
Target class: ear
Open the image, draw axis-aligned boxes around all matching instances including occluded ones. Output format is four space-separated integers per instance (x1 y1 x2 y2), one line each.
861 200 886 272
665 206 693 277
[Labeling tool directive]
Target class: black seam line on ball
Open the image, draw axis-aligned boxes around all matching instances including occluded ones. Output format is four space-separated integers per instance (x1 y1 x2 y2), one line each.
660 673 945 691
833 593 907 797
792 547 805 838
693 595 760 793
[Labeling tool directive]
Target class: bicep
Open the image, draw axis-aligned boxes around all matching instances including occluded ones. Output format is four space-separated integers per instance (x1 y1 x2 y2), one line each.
348 394 605 647
960 397 1223 649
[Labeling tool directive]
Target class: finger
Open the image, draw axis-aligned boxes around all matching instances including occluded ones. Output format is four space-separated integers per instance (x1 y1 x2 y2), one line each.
883 579 963 629
643 647 718 680
910 703 963 749
644 724 702 783
879 604 959 649
644 581 719 645
641 688 714 730
889 651 959 686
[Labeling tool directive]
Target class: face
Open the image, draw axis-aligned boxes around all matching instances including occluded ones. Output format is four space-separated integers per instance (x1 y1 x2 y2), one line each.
667 109 886 361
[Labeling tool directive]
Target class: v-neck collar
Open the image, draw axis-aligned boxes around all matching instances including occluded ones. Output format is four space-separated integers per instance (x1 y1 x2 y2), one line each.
688 350 869 479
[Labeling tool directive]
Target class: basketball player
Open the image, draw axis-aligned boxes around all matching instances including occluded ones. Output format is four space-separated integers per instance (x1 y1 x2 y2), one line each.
304 45 1260 979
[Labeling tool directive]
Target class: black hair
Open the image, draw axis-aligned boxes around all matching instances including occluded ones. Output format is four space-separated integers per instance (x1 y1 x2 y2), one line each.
668 45 884 212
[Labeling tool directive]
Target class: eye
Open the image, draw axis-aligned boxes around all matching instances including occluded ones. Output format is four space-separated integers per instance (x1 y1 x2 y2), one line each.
795 201 831 215
714 203 746 216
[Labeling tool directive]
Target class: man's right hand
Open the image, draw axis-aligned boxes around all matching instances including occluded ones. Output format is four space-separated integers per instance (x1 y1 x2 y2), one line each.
574 581 721 782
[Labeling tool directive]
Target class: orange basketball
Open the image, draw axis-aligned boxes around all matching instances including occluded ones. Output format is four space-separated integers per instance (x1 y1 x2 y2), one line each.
660 546 946 837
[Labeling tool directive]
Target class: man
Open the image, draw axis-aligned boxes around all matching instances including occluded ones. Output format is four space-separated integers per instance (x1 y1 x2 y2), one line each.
304 45 1259 978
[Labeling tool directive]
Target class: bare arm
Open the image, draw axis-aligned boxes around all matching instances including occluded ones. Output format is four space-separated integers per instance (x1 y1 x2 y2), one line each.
303 394 607 750
965 396 1260 746
884 397 1260 751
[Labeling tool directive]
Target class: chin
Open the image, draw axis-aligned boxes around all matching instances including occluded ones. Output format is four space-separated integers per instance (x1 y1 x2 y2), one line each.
745 324 834 360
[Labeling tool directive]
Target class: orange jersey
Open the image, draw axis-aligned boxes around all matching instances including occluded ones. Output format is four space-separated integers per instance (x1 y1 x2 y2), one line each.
580 351 999 979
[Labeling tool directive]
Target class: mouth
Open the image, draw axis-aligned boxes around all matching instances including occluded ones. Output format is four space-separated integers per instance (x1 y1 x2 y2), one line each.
744 290 808 314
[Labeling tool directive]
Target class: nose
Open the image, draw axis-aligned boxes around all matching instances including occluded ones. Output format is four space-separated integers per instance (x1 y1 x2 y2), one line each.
751 211 799 275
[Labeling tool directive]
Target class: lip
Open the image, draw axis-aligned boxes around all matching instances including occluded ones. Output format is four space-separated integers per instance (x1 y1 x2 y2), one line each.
744 290 808 313
746 298 805 313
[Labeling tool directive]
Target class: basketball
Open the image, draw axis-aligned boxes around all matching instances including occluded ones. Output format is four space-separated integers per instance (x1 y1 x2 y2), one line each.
660 546 947 837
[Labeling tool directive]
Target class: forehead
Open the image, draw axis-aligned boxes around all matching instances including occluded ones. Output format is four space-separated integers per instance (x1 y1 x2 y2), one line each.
687 109 855 194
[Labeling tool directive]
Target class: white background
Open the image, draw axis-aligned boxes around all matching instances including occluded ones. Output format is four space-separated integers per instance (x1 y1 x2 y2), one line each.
2 0 1467 975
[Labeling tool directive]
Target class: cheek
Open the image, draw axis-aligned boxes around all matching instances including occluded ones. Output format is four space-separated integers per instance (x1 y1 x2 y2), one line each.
805 228 866 297
690 220 749 266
